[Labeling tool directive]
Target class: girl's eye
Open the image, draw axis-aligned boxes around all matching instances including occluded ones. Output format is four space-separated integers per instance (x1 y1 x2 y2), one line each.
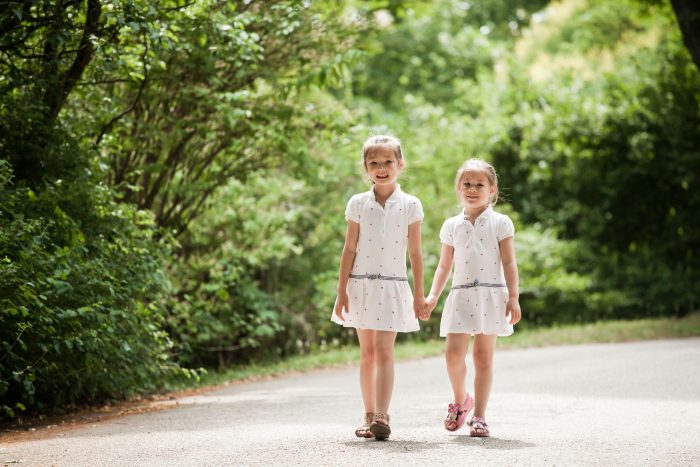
369 161 378 166
385 160 393 164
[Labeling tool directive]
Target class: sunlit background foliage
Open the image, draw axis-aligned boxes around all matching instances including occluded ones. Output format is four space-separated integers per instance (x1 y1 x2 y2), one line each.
1 0 698 417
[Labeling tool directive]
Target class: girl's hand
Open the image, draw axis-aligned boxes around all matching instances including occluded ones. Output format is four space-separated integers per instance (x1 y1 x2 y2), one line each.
418 299 431 320
506 297 521 325
414 296 428 320
426 294 438 311
334 292 349 321
420 294 438 320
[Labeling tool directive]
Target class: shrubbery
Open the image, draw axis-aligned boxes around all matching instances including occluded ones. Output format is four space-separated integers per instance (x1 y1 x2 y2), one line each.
0 101 187 418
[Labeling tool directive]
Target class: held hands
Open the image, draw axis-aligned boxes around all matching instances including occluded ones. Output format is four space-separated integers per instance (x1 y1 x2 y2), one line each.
418 294 438 320
506 297 522 325
413 296 429 320
334 292 349 321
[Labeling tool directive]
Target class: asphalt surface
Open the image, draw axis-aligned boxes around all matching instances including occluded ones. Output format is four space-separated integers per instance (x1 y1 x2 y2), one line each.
2 338 700 466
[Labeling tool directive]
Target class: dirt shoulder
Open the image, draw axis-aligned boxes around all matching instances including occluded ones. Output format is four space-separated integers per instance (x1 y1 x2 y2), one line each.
0 382 230 444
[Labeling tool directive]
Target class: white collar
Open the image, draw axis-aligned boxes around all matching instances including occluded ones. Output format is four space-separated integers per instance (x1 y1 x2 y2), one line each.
370 184 402 204
462 204 492 225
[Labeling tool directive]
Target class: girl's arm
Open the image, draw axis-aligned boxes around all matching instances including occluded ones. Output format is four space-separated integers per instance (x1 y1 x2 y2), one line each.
499 236 522 325
334 220 360 320
407 221 425 318
424 243 455 318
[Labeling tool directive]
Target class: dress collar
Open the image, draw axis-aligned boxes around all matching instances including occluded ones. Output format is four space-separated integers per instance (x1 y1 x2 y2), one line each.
371 184 402 204
462 204 493 225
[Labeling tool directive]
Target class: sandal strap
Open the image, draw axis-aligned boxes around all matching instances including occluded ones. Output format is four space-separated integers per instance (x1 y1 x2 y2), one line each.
355 412 374 431
446 395 472 418
372 412 390 425
469 416 488 427
445 403 461 421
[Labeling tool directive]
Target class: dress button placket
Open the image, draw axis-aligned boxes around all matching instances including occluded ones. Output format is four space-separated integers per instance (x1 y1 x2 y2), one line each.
381 202 388 236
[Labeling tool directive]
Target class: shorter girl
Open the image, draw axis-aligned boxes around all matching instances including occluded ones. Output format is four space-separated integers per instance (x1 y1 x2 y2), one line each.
422 159 521 437
332 135 425 440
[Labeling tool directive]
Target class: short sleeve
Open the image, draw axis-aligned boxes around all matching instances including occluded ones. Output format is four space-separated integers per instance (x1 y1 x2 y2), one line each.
439 219 454 246
344 196 361 223
496 215 515 241
407 197 424 224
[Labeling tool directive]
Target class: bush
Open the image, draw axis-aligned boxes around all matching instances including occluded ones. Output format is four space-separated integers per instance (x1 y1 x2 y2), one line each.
0 102 186 419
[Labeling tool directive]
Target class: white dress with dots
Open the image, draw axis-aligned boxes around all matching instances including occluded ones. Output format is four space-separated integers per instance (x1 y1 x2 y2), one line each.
439 205 515 337
331 185 423 332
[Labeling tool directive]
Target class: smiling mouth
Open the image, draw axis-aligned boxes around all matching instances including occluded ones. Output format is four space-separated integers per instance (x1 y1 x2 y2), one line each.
376 174 389 180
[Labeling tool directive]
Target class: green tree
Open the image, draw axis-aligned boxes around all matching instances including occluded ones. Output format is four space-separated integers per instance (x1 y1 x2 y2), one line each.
488 0 700 316
0 1 187 418
68 1 363 366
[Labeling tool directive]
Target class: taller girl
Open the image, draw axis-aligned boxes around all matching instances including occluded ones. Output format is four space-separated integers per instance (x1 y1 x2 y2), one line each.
423 159 522 437
333 135 425 441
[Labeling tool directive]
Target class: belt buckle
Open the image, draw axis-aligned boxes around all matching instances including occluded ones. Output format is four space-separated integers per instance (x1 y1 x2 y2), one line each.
473 279 479 286
368 274 380 280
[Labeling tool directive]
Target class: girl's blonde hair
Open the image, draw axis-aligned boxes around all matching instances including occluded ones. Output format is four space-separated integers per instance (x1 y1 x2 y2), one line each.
362 135 404 165
455 159 499 206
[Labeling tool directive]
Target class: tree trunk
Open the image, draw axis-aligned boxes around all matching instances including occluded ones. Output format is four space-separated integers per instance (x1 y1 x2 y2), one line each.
670 0 700 72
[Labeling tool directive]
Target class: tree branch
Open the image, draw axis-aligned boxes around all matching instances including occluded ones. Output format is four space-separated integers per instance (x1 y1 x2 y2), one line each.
142 130 196 210
47 0 101 120
94 31 149 147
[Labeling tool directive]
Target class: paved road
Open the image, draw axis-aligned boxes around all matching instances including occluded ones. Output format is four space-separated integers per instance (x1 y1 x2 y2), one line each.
2 338 700 466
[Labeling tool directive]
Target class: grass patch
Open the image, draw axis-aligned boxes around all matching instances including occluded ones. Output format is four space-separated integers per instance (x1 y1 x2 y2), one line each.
500 312 700 349
187 312 700 389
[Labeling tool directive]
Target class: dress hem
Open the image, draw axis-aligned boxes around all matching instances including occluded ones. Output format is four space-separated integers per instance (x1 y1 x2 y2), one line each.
331 318 420 333
439 329 513 337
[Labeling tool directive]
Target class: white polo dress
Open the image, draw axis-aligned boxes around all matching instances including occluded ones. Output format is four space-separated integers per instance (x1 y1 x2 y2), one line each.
331 185 423 332
439 205 515 337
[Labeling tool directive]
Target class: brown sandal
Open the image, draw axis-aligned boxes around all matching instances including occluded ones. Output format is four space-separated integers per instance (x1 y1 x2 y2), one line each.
369 412 391 440
355 412 374 438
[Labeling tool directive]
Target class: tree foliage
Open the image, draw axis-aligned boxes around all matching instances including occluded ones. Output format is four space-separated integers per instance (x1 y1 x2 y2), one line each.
0 97 183 419
77 0 353 236
0 1 197 417
1 0 698 418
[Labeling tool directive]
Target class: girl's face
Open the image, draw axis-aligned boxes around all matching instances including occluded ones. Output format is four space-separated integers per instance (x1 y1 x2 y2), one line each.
364 147 403 186
459 170 496 209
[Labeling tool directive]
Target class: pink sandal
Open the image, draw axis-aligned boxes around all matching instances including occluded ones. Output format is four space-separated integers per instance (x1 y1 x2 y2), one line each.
468 416 490 437
444 392 474 432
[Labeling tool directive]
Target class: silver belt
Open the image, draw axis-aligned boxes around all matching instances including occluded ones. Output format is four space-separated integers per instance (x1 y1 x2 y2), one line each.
350 274 408 281
451 279 506 290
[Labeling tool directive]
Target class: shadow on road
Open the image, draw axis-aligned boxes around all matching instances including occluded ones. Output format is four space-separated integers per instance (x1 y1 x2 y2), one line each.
341 440 443 453
450 435 536 450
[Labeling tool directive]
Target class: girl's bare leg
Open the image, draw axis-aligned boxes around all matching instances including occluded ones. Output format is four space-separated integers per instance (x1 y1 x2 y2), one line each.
445 333 471 404
356 329 376 414
472 333 497 418
373 330 397 415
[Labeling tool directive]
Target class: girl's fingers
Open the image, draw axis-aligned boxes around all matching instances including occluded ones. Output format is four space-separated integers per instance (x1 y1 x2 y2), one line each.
335 301 347 321
509 309 520 324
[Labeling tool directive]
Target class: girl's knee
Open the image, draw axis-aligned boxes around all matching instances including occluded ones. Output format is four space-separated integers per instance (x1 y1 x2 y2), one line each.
373 345 393 364
472 348 493 370
445 347 467 366
360 345 375 362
